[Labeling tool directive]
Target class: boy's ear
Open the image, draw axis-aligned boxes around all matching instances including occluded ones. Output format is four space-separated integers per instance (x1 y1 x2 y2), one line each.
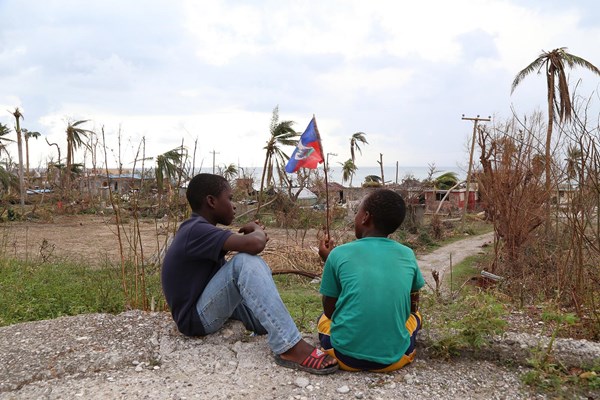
206 195 217 209
362 211 371 225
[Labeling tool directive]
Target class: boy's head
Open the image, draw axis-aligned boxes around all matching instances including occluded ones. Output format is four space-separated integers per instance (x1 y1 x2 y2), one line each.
355 189 406 237
186 173 235 224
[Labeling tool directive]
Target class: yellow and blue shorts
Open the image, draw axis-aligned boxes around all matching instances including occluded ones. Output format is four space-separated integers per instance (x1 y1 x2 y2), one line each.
317 311 422 372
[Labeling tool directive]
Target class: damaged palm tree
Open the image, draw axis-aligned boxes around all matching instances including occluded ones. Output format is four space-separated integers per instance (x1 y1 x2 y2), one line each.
256 106 298 216
155 147 184 208
511 47 600 233
64 120 93 192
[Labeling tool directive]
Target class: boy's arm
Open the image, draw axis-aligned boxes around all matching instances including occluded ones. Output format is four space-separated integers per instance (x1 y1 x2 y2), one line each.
222 221 268 255
322 295 337 319
410 291 420 313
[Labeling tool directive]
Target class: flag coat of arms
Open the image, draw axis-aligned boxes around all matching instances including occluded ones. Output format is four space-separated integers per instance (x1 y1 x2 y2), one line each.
285 117 324 173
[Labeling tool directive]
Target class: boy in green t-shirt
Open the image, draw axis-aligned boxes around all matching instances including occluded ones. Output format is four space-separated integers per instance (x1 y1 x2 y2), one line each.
318 189 424 372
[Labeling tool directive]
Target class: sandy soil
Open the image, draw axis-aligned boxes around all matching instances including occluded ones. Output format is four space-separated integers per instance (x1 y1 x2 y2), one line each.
0 214 171 266
0 215 334 270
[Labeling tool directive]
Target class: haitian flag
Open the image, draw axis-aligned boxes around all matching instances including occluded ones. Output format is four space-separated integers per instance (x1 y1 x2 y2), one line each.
285 117 324 173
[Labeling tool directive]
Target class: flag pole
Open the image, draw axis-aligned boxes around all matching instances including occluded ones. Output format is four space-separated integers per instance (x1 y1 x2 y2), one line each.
312 115 330 238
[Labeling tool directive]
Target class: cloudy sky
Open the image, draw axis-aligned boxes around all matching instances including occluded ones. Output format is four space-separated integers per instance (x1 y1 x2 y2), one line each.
1 0 600 176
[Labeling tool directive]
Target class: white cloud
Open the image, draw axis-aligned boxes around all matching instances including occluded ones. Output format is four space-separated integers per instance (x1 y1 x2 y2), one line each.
316 66 414 95
2 0 600 176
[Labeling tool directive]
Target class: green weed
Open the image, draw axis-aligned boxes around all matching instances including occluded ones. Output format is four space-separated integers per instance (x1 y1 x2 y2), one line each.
0 258 162 326
521 306 600 397
423 291 508 359
274 275 322 332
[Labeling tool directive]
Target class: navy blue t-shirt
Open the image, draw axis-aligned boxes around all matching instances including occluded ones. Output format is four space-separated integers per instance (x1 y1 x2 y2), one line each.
161 214 233 336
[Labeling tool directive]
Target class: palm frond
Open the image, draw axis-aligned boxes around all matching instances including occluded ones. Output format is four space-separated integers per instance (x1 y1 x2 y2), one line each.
567 55 600 74
511 57 545 93
0 123 14 143
273 147 291 162
340 159 357 183
22 129 41 139
0 165 19 191
556 67 572 122
72 119 90 127
351 132 368 145
435 171 459 190
350 132 368 162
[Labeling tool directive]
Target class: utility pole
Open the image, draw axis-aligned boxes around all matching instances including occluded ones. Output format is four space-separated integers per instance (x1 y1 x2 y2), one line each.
377 153 385 187
461 114 491 231
210 149 219 174
326 152 337 173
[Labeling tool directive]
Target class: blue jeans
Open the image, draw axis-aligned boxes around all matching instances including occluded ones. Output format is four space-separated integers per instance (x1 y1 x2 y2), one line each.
196 253 302 355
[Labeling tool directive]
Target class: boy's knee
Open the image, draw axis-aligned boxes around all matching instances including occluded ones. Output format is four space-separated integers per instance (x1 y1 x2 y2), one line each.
231 253 270 274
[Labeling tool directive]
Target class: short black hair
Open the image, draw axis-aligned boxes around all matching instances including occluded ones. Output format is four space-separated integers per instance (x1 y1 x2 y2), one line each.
186 174 230 213
361 189 406 235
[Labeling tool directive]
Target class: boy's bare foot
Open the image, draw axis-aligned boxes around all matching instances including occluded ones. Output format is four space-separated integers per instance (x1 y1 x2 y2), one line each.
275 339 338 374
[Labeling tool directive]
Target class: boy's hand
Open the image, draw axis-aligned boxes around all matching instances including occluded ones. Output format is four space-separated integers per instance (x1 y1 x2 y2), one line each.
238 220 269 242
225 220 268 255
318 237 335 262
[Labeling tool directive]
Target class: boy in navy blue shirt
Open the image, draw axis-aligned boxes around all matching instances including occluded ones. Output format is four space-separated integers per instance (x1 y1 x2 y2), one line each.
162 173 337 375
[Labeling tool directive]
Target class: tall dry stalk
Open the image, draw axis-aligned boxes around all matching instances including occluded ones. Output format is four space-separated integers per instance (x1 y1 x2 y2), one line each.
101 127 128 303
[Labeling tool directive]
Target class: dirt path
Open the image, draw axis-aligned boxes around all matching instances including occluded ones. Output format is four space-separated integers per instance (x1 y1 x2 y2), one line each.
417 231 495 289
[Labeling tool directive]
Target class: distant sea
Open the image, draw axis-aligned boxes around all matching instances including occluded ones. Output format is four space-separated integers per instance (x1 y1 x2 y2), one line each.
198 165 465 186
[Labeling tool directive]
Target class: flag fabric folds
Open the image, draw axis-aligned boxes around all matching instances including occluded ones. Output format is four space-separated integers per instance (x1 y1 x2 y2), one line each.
285 117 324 173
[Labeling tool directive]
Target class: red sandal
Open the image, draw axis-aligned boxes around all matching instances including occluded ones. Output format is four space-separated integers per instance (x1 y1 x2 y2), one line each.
274 347 338 375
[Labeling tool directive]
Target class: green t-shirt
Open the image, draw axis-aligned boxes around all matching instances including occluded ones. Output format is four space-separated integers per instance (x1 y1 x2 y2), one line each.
319 237 425 364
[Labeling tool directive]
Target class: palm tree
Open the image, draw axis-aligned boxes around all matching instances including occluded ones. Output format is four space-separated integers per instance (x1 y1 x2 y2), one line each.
511 47 600 230
22 128 41 181
256 106 299 215
11 108 25 208
350 132 368 163
565 145 582 184
434 171 459 190
0 123 14 157
363 175 382 187
340 158 357 187
65 120 93 189
221 163 238 182
565 145 583 208
0 163 19 193
155 148 183 197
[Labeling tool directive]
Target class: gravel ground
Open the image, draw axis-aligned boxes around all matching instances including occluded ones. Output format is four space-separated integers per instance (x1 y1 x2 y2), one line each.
1 311 599 400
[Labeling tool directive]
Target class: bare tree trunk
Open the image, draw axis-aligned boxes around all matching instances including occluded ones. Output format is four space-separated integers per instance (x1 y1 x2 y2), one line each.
378 153 385 187
256 151 270 217
13 110 25 210
25 135 30 182
545 74 555 235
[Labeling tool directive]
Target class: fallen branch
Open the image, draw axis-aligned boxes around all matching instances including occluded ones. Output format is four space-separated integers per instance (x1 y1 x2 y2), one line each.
271 269 320 279
234 198 277 221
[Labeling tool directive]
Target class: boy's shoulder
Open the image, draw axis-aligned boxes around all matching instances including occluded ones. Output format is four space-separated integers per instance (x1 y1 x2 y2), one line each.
183 214 216 227
338 237 415 255
179 215 225 234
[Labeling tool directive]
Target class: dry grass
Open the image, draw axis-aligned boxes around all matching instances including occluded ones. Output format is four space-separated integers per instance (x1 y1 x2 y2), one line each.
262 243 323 277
